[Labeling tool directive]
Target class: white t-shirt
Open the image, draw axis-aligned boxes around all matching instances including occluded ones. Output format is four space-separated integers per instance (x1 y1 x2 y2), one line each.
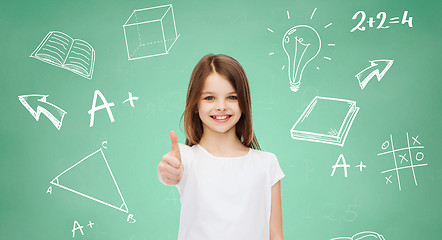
174 143 285 240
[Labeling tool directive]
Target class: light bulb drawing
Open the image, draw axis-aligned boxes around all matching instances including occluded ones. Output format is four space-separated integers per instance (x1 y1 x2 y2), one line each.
267 8 335 93
282 25 321 92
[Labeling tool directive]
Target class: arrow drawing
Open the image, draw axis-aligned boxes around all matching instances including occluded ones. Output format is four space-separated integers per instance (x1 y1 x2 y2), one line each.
18 94 67 130
355 60 393 89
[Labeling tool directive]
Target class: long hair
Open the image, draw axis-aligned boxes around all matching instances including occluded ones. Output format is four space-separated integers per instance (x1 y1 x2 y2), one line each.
181 54 260 150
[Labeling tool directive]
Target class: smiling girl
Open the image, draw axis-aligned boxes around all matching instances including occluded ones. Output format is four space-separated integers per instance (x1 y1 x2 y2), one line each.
157 54 284 240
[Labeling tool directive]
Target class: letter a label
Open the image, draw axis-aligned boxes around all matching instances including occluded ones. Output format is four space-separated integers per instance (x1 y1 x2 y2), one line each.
331 154 350 177
88 90 115 127
72 220 84 237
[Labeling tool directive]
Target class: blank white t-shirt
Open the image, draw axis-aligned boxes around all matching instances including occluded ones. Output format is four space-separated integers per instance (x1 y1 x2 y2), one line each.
175 143 285 240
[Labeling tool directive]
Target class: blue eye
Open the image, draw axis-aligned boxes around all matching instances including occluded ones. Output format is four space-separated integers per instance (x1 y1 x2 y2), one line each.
228 96 237 100
205 96 214 100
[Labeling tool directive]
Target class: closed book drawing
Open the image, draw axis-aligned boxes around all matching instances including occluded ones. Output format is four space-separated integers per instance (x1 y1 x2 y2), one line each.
30 31 95 79
290 96 359 147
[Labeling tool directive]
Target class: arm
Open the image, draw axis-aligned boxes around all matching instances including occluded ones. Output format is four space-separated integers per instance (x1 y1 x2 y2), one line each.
270 180 283 240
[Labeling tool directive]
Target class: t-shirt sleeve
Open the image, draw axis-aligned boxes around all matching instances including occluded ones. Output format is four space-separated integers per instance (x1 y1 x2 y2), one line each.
269 153 285 186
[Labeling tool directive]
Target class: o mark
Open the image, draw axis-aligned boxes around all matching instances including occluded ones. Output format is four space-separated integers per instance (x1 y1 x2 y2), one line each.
416 152 424 161
382 141 389 150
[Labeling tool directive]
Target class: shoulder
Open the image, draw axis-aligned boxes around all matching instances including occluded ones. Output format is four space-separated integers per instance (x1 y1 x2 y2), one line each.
178 143 193 155
250 149 276 159
249 148 278 162
252 149 284 184
178 143 191 150
178 143 200 160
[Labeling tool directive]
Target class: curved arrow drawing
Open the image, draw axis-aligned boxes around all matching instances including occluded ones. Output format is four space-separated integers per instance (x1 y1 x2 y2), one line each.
18 94 67 130
355 60 393 89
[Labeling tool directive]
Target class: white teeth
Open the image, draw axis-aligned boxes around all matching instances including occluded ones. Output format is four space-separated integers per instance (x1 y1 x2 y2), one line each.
214 115 229 120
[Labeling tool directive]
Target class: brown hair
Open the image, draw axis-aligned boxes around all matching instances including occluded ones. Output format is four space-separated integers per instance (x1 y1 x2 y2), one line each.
181 54 260 150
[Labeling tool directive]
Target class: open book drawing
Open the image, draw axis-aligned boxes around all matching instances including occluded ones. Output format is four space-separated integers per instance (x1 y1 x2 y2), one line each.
30 31 95 79
290 96 359 147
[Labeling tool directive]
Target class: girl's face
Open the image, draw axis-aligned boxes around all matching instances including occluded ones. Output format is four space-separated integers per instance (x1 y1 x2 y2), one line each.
197 72 242 136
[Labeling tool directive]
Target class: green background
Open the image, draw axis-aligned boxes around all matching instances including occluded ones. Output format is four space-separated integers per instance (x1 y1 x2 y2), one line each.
1 0 441 239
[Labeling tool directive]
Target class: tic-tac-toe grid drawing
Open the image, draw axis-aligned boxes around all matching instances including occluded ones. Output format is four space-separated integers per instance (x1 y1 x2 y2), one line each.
377 132 428 191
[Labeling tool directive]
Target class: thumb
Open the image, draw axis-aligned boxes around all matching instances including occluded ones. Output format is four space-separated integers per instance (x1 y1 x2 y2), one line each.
170 130 181 160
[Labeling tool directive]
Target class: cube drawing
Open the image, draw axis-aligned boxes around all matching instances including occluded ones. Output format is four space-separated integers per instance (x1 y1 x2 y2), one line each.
123 4 180 60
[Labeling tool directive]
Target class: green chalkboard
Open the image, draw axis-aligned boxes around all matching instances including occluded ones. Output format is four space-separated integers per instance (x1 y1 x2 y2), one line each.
1 0 441 239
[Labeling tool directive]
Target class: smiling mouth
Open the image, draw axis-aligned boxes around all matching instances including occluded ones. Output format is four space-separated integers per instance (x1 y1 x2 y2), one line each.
210 115 232 120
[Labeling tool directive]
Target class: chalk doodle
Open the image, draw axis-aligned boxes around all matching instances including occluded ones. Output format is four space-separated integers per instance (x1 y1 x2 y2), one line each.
88 90 142 127
291 96 359 147
377 132 428 191
123 92 139 107
355 60 393 90
49 143 130 215
267 8 335 92
282 24 321 92
18 94 67 130
331 154 350 177
351 10 413 32
331 155 368 177
72 220 84 237
72 220 95 237
30 31 95 79
127 214 136 223
331 231 385 240
304 201 360 222
355 161 366 172
87 221 94 228
164 188 180 207
88 90 116 127
123 4 180 60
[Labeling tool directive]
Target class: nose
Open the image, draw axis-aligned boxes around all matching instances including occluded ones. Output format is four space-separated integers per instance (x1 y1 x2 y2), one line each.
216 99 226 111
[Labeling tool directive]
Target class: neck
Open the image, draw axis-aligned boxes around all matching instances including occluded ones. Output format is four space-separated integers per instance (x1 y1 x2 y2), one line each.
199 127 247 156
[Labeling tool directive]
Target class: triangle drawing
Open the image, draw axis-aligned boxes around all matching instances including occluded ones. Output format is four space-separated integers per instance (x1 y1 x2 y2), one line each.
50 148 129 213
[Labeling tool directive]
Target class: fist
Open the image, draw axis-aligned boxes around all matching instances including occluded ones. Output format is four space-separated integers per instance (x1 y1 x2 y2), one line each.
157 131 183 186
